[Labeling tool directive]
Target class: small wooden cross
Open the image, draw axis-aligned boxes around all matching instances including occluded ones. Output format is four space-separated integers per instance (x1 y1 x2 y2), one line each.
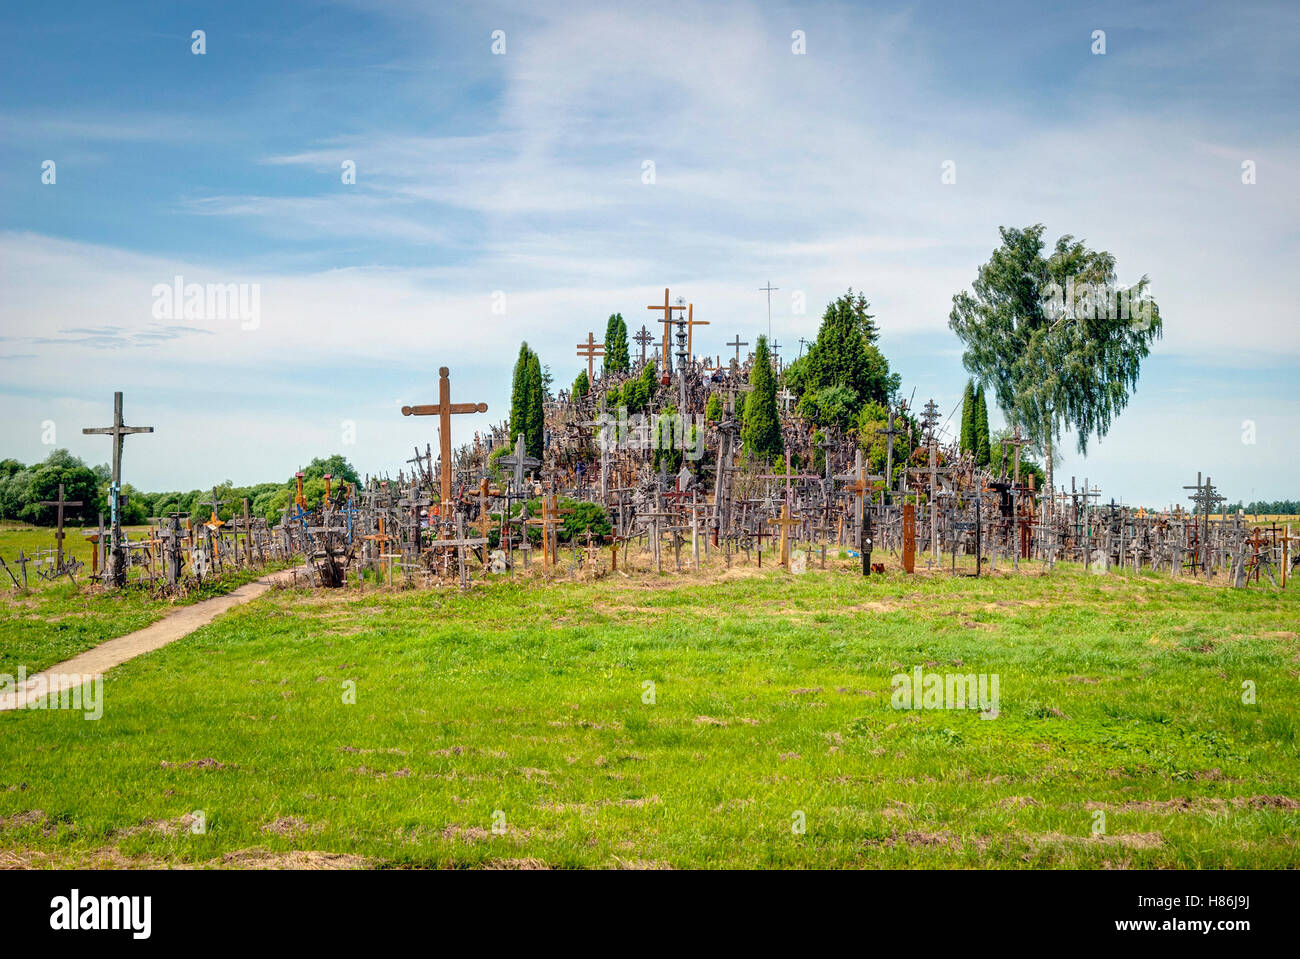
38 482 82 570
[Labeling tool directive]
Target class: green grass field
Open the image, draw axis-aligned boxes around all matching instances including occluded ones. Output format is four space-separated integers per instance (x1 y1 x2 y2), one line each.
1 560 1297 869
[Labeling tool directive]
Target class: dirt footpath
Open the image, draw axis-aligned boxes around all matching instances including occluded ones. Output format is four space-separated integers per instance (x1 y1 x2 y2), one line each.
0 569 299 712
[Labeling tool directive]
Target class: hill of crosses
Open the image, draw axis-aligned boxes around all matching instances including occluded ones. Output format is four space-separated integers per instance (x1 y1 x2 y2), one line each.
18 287 1289 596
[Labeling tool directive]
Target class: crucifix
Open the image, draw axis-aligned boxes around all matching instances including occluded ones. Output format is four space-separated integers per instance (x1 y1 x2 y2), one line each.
401 366 488 517
727 335 748 367
82 391 154 587
38 483 82 571
576 332 605 382
634 325 655 366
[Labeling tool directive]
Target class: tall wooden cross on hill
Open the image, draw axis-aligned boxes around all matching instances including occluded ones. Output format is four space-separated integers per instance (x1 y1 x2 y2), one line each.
401 366 488 513
83 391 153 586
576 332 605 382
39 483 82 570
685 303 708 359
633 325 654 366
647 287 684 375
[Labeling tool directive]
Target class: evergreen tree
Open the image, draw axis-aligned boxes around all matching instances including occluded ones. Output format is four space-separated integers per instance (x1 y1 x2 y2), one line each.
572 369 590 399
526 351 545 459
509 342 532 450
974 385 991 466
960 380 976 455
742 335 783 461
603 313 630 374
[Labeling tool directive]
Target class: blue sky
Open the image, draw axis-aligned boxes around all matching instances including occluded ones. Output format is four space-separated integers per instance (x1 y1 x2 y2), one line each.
1 0 1296 506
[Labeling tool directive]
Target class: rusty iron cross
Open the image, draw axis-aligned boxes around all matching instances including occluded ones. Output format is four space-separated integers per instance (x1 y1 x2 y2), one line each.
633 325 655 365
402 366 488 510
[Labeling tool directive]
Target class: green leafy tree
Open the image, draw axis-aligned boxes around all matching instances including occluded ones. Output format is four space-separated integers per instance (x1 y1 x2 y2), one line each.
603 313 630 375
22 449 100 526
572 369 590 399
949 224 1162 496
301 455 360 487
742 335 783 462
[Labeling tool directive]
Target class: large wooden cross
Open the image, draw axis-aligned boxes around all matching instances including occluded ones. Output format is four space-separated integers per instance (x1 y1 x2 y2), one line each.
647 287 684 374
38 482 82 570
82 391 154 585
685 303 708 359
402 366 488 511
576 332 605 382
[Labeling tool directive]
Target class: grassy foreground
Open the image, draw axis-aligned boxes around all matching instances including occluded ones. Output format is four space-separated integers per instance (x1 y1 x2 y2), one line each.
1 561 1297 869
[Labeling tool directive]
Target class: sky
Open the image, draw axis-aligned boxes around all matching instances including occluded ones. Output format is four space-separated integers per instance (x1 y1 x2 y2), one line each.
1 0 1296 507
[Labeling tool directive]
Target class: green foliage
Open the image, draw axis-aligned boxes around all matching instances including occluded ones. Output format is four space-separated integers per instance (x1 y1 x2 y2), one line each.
11 450 100 526
797 289 897 408
960 380 976 455
705 392 723 422
300 455 360 487
742 336 783 462
796 384 859 433
949 224 1163 491
510 343 532 451
520 497 610 542
572 369 590 399
974 385 991 466
526 351 545 459
603 313 630 374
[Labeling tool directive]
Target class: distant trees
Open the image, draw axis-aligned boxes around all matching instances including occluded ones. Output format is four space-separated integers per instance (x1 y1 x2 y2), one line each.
950 224 1162 497
572 369 590 399
0 448 360 525
742 335 783 461
603 313 630 375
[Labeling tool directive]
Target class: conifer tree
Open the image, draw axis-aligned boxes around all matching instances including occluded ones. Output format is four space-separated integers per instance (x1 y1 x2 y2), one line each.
603 313 630 374
526 351 545 459
510 343 533 450
742 335 783 461
960 379 976 455
974 385 991 466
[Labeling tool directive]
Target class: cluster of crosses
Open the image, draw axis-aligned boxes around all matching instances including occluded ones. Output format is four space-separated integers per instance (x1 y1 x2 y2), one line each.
12 309 1291 591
